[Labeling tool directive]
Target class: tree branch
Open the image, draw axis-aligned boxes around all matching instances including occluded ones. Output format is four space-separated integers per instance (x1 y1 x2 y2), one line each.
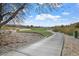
0 3 26 27
2 12 12 17
0 3 3 25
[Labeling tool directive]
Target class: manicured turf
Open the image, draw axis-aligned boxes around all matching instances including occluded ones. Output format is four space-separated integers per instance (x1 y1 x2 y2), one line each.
18 28 52 37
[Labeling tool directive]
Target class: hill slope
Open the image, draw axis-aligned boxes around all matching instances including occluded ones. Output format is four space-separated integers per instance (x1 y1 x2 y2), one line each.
52 22 79 36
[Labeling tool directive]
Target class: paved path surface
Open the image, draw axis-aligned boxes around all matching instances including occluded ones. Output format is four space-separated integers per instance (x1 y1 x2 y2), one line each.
1 32 64 56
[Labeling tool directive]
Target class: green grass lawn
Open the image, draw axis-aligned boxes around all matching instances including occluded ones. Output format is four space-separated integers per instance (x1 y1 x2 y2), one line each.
0 26 52 37
17 28 52 37
1 26 16 30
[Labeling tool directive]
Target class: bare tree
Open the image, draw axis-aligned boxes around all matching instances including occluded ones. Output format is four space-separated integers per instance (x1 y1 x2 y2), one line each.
0 3 62 28
0 3 26 28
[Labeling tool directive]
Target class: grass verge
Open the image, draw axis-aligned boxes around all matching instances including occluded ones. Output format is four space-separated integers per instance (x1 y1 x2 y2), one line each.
17 28 52 37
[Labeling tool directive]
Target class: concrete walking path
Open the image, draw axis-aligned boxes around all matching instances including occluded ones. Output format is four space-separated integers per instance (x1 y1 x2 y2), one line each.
2 32 64 56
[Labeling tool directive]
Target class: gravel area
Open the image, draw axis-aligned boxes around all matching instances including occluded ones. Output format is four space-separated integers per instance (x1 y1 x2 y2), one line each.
62 35 79 56
0 32 44 55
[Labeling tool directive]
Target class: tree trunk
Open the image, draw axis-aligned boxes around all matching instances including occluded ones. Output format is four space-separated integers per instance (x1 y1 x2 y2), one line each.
0 3 3 29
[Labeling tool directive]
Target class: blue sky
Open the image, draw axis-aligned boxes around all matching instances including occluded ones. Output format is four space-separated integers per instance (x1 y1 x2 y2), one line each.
5 3 79 27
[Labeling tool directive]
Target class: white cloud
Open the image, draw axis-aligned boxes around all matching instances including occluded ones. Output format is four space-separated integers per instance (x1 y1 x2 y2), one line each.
23 9 26 13
62 12 70 15
35 14 61 20
38 3 44 5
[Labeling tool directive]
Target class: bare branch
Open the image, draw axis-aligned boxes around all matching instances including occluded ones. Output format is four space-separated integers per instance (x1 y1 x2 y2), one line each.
2 12 12 17
0 3 26 27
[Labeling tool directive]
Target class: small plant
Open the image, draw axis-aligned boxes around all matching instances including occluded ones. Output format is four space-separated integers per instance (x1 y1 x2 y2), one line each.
74 31 78 38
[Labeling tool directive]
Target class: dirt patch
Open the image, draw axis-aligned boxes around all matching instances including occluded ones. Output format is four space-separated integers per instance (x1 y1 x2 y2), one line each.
62 35 79 56
0 32 44 55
